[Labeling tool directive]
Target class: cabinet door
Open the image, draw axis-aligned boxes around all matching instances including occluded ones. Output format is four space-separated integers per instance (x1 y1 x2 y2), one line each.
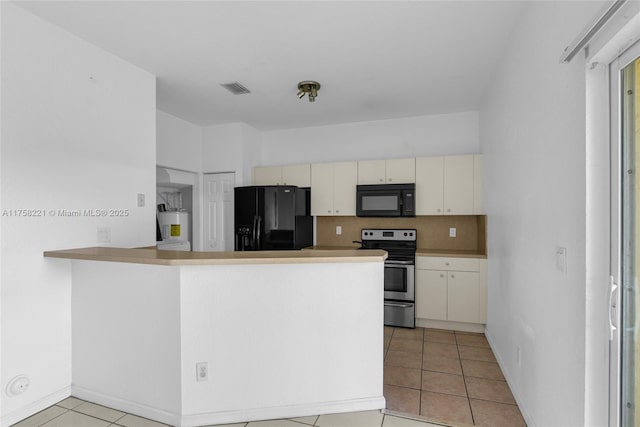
253 166 282 185
311 163 334 216
333 162 358 216
282 164 311 187
357 160 386 185
473 154 483 214
386 158 415 183
444 155 474 215
415 156 445 215
447 271 480 323
416 269 447 320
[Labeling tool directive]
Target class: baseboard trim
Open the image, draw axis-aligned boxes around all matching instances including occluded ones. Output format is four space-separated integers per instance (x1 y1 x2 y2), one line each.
72 386 385 427
484 327 535 427
415 318 485 333
181 396 386 427
71 386 181 426
1 386 71 427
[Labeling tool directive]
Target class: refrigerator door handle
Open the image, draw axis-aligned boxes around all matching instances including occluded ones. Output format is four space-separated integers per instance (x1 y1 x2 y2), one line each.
256 216 262 249
252 215 258 250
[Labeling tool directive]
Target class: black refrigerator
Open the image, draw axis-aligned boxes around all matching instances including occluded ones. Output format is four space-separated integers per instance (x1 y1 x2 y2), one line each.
234 186 313 251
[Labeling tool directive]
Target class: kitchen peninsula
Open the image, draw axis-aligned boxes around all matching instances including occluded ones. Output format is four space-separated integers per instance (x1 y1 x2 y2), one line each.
44 247 387 427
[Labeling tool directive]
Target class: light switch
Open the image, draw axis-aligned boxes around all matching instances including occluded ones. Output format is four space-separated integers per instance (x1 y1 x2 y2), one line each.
556 247 567 273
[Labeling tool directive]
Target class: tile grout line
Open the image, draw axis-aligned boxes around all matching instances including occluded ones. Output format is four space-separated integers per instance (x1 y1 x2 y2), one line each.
455 332 476 426
69 407 125 426
33 406 70 427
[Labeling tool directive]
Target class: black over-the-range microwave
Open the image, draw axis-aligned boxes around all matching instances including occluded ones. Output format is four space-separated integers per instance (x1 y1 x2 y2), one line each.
356 183 415 217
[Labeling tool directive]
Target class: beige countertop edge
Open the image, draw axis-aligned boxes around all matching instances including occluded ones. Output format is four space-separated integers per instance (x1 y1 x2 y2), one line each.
43 247 388 266
416 250 487 259
307 246 487 259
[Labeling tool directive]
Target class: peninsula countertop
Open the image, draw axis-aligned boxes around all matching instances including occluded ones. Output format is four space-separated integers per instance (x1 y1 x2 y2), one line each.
43 246 388 266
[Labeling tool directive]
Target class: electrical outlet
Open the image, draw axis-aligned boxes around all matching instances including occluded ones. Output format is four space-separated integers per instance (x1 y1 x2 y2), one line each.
336 226 342 235
196 362 208 382
137 193 145 207
97 227 111 243
449 227 457 238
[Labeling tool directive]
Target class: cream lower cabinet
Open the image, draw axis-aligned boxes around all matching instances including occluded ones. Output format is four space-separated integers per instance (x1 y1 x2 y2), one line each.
415 256 487 324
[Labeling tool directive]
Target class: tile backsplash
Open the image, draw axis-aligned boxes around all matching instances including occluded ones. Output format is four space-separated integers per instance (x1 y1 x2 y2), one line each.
317 215 486 253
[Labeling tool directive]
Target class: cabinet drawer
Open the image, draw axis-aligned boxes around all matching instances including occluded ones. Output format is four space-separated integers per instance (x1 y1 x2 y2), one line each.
416 256 480 272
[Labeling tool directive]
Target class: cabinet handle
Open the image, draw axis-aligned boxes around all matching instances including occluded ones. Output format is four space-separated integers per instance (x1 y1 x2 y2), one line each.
450 274 455 278
445 262 450 266
328 210 331 214
437 209 441 213
388 178 392 182
440 274 444 278
447 208 451 212
336 210 340 213
379 178 384 182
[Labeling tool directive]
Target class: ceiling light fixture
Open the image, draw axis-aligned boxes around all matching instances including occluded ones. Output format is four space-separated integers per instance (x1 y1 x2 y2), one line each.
297 81 321 102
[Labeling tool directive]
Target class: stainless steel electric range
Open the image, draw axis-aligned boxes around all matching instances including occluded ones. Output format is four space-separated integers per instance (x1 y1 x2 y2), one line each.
360 229 416 328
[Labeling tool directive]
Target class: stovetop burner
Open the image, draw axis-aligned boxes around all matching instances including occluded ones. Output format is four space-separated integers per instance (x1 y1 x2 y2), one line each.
360 229 416 262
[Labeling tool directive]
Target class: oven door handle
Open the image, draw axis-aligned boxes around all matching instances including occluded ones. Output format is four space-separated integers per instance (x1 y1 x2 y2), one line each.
385 260 414 266
384 301 414 308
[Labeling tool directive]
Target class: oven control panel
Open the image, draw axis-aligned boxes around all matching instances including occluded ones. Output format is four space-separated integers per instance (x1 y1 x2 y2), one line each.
361 229 416 241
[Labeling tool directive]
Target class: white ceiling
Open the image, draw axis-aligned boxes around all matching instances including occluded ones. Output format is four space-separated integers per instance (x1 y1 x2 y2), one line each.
15 1 528 130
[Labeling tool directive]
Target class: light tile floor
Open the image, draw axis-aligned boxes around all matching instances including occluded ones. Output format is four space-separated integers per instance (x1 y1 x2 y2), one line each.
383 326 527 427
12 327 525 427
11 397 447 427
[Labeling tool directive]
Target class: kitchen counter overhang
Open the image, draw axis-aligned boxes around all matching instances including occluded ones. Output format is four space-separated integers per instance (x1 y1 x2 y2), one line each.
44 246 387 427
44 246 387 265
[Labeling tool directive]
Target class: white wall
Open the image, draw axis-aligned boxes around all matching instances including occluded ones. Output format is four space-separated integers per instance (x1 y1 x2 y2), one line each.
202 122 260 186
1 3 156 424
157 110 203 173
260 111 479 165
479 2 604 426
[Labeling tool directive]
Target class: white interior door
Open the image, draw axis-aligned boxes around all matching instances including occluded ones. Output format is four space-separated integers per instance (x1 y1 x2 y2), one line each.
203 172 235 251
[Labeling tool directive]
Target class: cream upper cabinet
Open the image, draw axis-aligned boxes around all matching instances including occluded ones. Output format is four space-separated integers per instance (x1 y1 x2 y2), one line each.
357 160 386 184
311 161 357 216
282 164 311 187
332 162 358 215
253 164 311 187
357 158 415 185
415 154 482 215
386 158 415 183
415 156 445 215
415 256 487 325
253 166 283 185
473 155 483 213
443 155 474 215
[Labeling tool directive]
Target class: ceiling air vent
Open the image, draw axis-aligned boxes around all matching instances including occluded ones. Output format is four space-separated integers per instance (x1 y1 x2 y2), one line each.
220 82 251 95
